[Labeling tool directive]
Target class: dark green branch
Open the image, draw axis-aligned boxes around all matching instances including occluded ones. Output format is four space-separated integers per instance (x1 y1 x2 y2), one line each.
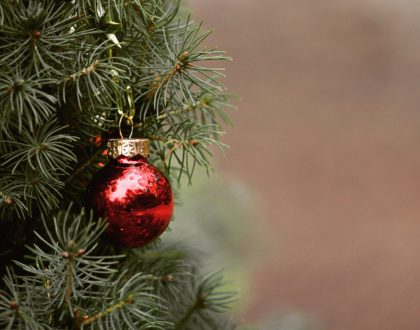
65 147 104 185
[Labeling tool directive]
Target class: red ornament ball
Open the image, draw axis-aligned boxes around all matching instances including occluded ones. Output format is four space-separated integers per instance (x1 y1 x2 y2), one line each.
87 154 174 248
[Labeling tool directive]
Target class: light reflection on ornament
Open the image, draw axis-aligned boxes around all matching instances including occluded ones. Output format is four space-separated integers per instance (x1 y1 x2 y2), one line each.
107 168 153 202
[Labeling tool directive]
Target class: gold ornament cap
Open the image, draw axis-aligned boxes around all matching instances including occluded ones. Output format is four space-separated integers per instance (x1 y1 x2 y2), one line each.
107 138 150 159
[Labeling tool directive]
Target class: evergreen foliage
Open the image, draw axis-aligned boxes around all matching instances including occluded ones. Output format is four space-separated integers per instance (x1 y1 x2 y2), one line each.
0 0 243 328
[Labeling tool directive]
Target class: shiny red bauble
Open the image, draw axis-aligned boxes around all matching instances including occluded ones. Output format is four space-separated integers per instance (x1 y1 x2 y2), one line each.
87 155 174 248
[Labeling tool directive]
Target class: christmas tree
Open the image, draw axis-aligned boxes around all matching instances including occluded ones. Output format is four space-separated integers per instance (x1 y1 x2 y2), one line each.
0 1 242 328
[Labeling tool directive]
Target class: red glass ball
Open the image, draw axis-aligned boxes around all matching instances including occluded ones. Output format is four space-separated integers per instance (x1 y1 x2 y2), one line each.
87 155 174 248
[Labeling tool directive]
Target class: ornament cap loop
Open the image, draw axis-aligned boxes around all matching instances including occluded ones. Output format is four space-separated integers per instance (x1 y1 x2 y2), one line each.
108 138 150 159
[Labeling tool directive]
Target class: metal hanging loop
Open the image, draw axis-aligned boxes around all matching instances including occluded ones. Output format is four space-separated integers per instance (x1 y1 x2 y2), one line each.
118 85 135 140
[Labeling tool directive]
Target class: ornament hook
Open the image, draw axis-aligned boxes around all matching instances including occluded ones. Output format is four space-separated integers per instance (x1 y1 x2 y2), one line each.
118 85 135 140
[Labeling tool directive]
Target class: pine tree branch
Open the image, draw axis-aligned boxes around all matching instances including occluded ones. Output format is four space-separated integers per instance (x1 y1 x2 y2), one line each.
146 134 199 146
64 253 74 309
134 99 204 129
175 296 202 330
59 60 100 85
81 294 135 325
64 147 104 185
145 65 179 100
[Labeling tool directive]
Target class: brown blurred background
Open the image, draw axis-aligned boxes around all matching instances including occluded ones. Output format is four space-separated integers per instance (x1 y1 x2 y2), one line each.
182 1 420 329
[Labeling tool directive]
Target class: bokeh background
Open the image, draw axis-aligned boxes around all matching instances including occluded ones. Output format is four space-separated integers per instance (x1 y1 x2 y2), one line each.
169 1 420 329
